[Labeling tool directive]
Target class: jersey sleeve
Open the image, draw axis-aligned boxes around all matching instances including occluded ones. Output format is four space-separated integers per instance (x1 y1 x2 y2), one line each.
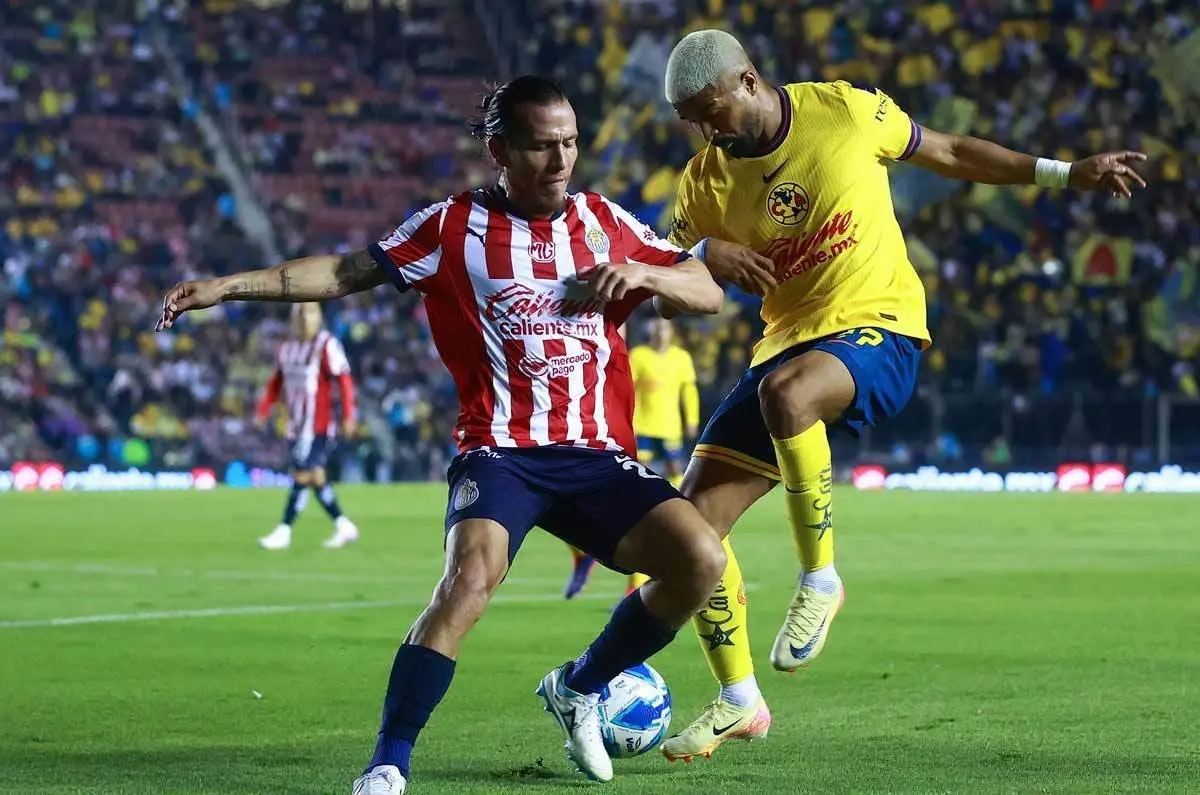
667 162 715 250
323 336 351 376
602 197 689 268
840 82 921 161
368 201 448 292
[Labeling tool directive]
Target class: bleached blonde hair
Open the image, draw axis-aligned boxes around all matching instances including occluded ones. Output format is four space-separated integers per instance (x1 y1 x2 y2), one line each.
664 29 751 105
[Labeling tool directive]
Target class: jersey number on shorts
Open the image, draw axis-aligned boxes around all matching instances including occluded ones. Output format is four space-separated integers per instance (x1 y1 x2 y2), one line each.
838 328 884 347
615 455 662 480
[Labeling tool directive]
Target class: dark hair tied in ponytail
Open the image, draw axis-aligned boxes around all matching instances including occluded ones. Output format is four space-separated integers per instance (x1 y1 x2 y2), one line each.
468 75 567 142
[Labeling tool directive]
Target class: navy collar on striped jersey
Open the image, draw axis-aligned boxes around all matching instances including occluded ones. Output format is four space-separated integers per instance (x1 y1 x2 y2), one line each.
476 184 568 222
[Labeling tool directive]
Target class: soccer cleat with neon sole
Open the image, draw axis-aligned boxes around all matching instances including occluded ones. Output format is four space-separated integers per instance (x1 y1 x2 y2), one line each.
770 582 844 672
660 697 771 762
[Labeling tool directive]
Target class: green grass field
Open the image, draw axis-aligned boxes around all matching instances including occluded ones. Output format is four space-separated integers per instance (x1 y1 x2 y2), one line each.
3 486 1198 794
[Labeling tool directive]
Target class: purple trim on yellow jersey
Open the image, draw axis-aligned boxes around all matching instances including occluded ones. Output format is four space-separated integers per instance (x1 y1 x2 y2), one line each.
897 119 922 161
757 86 793 157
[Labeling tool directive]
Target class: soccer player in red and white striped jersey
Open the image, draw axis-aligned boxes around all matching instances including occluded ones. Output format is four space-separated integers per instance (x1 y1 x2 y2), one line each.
157 75 727 793
256 303 360 551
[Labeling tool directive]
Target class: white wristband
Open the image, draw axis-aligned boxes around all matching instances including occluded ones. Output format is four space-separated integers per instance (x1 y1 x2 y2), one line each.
1035 158 1072 189
688 237 710 262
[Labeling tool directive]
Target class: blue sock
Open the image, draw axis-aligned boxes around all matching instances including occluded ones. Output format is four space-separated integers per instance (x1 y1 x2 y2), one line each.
564 591 678 695
282 482 307 524
367 644 456 777
313 483 343 519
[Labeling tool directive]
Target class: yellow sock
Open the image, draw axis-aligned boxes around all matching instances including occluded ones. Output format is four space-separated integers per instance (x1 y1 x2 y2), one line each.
627 571 651 594
692 537 754 685
772 421 835 572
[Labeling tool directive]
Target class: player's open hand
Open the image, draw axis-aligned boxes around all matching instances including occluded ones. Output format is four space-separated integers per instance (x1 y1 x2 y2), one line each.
156 279 225 331
583 262 649 302
1069 151 1148 198
704 239 778 296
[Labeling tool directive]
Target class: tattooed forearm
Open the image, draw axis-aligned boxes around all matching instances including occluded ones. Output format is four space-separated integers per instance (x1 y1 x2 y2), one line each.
216 251 382 303
334 249 387 294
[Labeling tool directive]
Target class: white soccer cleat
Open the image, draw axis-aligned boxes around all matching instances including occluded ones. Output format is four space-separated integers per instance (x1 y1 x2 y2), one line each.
352 765 406 794
259 524 292 551
536 664 613 782
770 581 845 672
323 516 360 549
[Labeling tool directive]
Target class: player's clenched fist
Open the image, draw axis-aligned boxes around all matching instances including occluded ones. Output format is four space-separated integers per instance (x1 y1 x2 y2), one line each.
702 239 778 296
156 278 225 331
583 262 650 302
1069 151 1148 198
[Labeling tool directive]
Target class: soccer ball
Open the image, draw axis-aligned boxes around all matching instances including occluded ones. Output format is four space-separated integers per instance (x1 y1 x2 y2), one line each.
597 663 672 758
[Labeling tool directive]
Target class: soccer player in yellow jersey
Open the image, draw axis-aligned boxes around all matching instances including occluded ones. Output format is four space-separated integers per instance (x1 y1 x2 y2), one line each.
626 317 700 593
565 318 701 600
631 317 700 485
655 29 1148 762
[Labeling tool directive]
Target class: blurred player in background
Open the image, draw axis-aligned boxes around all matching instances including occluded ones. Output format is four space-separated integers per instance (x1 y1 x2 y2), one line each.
565 316 699 599
656 29 1148 761
157 75 728 793
256 302 360 551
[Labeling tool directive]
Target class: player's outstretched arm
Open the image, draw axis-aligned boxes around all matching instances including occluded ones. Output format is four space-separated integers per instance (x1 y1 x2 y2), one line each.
155 250 386 331
907 127 1148 198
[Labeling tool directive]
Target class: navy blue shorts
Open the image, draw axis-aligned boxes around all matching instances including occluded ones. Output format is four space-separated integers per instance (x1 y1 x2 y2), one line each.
288 435 334 471
695 327 921 479
636 435 685 467
444 446 681 573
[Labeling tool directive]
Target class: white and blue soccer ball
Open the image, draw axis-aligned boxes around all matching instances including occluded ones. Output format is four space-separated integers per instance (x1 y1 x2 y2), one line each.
596 663 672 758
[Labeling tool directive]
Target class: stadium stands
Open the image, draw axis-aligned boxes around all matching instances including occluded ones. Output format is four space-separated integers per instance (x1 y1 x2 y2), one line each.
3 0 1198 476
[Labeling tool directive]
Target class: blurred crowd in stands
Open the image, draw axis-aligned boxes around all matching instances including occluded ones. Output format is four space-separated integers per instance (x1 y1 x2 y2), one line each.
2 0 1199 477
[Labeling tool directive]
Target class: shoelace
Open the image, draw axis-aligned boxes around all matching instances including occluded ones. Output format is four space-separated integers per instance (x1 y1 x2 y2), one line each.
784 591 829 644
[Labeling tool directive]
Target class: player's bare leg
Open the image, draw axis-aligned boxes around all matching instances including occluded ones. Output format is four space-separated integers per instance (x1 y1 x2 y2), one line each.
661 457 774 761
309 466 358 549
624 452 678 596
356 519 509 794
758 349 855 671
539 499 725 781
261 469 313 550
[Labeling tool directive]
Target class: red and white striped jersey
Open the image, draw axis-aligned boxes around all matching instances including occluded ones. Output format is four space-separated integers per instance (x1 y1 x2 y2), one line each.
257 330 357 440
369 188 688 456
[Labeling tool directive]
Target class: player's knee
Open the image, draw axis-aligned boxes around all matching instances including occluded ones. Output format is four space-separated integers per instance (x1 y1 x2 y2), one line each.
292 470 313 486
675 530 726 604
757 368 820 432
436 554 504 622
310 468 327 487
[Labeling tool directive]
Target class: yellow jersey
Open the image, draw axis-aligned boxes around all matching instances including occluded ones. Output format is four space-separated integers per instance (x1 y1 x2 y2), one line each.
670 81 931 367
629 344 699 442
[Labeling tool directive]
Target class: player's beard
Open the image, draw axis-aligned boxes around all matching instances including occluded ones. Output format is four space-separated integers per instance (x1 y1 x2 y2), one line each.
721 134 761 159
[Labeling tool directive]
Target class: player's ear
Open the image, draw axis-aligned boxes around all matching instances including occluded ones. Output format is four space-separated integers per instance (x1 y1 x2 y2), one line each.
741 70 758 95
487 136 509 168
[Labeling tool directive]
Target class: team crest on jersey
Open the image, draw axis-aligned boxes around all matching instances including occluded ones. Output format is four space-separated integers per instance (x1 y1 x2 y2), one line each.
584 225 610 254
529 240 556 263
766 182 811 227
453 478 480 511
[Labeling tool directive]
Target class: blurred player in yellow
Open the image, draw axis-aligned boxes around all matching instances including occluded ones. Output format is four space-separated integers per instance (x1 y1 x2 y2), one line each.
564 317 701 600
656 29 1148 761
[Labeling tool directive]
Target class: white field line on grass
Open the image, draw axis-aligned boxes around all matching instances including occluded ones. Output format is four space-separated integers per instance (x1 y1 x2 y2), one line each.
0 590 617 630
0 560 562 587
